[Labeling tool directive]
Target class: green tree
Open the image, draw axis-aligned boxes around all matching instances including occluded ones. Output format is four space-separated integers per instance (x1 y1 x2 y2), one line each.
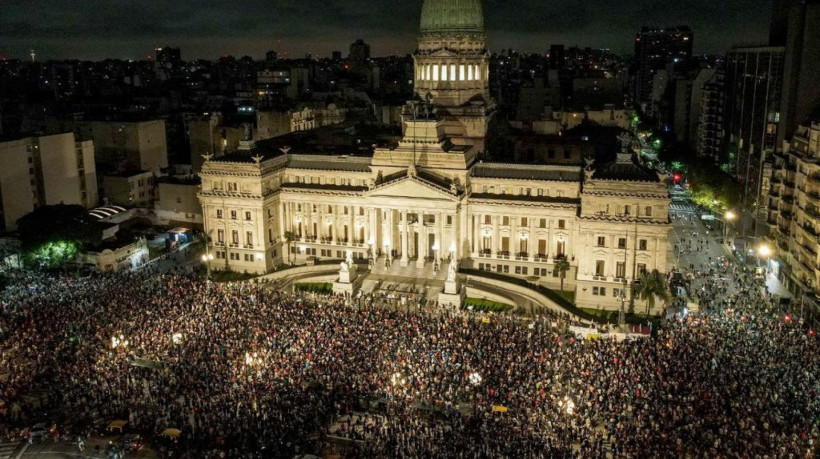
284 231 297 264
632 270 670 316
554 258 571 292
17 205 102 269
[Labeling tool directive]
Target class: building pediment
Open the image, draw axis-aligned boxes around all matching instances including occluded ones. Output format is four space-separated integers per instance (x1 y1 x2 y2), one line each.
368 176 457 202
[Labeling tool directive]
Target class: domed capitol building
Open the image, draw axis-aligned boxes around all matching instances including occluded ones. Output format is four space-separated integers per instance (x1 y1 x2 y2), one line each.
198 0 672 312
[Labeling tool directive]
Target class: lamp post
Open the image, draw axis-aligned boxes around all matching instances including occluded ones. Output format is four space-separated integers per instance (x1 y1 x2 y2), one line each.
468 371 482 417
201 253 214 278
758 244 772 276
724 211 736 238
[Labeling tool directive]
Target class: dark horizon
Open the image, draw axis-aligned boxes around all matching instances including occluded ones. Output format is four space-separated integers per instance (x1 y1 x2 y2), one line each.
1 0 771 61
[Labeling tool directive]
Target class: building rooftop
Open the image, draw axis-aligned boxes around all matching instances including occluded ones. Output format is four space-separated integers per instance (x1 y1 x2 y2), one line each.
472 163 582 182
592 157 661 182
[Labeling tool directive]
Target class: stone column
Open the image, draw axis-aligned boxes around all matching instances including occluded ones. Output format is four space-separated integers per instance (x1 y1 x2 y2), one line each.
386 209 394 257
400 210 409 267
364 208 371 246
416 215 427 269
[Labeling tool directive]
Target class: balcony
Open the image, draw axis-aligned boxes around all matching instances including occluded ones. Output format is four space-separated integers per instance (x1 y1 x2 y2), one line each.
497 251 511 260
534 253 549 262
515 252 529 261
479 249 492 258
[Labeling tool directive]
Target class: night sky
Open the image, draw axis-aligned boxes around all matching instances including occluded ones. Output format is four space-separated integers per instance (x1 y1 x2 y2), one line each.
1 0 772 61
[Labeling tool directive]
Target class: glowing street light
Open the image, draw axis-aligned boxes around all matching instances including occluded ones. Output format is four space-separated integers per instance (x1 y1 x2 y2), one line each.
723 211 736 238
201 253 214 278
758 244 772 258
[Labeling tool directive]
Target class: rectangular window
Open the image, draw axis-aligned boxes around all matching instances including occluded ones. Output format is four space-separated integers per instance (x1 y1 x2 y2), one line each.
597 236 606 247
484 215 492 224
520 217 527 227
232 230 239 245
459 64 465 81
645 206 652 217
502 216 510 226
246 231 253 246
623 205 630 216
217 209 223 219
616 262 626 278
595 260 605 276
230 210 237 220
558 220 565 229
639 239 648 251
447 215 453 225
441 64 447 81
496 264 503 273
637 263 647 275
245 211 252 221
515 266 522 274
522 267 528 275
593 287 599 295
599 287 606 296
217 229 224 243
538 189 544 196
450 64 456 81
618 238 626 249
539 218 547 228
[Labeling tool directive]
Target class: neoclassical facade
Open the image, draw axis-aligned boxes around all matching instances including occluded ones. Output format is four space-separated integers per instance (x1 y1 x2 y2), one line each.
197 0 671 311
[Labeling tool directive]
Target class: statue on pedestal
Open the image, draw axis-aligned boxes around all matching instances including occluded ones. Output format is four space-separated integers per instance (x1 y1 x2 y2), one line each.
447 262 457 282
339 261 349 273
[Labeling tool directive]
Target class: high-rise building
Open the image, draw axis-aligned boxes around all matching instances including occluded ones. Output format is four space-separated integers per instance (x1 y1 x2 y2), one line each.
47 119 169 175
348 39 370 61
778 0 820 147
768 118 820 301
695 70 725 161
631 26 693 106
0 133 97 230
724 46 785 214
155 46 182 69
548 44 566 69
769 0 792 46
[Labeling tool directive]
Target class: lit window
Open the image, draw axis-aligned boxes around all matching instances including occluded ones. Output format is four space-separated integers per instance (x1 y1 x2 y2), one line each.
459 64 465 81
450 64 456 81
468 65 474 80
433 65 439 81
442 64 447 81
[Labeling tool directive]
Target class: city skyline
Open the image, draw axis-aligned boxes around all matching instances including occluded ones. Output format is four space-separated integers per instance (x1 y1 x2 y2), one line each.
2 0 771 61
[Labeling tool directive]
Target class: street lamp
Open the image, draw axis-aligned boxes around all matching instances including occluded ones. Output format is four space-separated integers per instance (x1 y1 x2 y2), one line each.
758 244 772 278
468 371 482 417
724 211 736 238
201 253 214 278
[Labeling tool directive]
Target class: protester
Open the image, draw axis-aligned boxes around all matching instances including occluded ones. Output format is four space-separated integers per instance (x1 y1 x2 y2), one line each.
0 264 817 458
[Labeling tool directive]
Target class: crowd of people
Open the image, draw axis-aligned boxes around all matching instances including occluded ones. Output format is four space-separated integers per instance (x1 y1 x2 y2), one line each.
0 260 817 457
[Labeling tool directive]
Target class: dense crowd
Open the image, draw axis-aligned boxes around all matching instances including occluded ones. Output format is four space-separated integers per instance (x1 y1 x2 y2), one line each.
0 265 817 458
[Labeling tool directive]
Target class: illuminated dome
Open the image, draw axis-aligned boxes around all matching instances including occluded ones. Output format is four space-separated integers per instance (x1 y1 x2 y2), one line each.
419 0 484 35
